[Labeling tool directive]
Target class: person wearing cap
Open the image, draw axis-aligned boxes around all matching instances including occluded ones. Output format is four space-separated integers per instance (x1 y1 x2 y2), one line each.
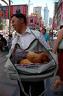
53 25 63 90
10 12 49 96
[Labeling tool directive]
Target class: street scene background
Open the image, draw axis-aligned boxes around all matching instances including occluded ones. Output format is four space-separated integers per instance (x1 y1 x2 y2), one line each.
0 0 63 96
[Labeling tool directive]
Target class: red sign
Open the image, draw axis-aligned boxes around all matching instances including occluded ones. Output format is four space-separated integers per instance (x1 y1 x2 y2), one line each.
2 5 28 19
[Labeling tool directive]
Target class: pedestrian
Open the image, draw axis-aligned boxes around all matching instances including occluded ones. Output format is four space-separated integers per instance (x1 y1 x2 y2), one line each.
10 12 49 96
0 34 7 51
52 25 63 95
40 27 50 47
49 31 53 48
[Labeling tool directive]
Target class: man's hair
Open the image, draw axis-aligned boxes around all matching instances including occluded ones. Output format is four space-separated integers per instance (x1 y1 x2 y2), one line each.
11 13 27 25
60 25 63 29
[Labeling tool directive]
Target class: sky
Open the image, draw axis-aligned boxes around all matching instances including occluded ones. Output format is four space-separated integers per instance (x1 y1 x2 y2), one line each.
0 0 59 18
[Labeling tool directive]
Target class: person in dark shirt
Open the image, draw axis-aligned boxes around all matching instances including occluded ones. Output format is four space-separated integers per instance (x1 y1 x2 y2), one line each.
0 34 7 51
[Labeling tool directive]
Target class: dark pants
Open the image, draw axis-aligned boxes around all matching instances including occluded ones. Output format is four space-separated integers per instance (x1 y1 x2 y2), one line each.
18 80 44 96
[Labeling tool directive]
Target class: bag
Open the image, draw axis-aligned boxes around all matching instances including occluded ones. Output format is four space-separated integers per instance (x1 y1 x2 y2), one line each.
5 38 58 81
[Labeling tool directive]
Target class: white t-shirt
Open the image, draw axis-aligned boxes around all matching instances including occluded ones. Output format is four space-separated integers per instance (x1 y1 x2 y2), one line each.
11 27 49 50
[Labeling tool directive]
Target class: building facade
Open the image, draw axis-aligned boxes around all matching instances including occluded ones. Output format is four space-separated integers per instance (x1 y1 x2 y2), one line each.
28 14 43 30
33 6 42 17
44 5 49 27
0 4 28 19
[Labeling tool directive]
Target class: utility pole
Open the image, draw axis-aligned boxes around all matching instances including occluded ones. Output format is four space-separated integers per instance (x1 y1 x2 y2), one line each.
28 0 30 15
8 0 11 35
28 0 33 15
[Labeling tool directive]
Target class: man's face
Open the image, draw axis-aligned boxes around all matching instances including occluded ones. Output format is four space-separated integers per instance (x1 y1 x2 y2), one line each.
11 16 24 33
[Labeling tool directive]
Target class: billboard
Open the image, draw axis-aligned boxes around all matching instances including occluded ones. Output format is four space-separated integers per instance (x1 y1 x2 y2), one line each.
1 4 28 19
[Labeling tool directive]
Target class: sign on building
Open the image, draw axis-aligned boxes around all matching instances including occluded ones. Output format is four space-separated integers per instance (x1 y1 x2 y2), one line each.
2 4 28 19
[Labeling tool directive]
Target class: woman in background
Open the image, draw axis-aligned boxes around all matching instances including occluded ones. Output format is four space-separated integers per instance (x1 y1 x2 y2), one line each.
53 25 63 89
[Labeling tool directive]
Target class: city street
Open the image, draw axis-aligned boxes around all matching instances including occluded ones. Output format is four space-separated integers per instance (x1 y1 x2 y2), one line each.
0 51 20 96
0 0 63 96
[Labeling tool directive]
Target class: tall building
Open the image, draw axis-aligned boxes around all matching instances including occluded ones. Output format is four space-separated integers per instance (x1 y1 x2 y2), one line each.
49 17 53 28
44 5 49 27
33 6 42 17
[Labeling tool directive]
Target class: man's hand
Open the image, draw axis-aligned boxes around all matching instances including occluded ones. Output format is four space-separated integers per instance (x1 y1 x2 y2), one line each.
53 79 63 89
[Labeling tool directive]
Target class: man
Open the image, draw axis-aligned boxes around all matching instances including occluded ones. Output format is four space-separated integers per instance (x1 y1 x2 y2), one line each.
11 12 49 96
0 34 7 51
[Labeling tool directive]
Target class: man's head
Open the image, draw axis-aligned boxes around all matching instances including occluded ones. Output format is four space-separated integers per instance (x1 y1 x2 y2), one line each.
11 13 27 34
